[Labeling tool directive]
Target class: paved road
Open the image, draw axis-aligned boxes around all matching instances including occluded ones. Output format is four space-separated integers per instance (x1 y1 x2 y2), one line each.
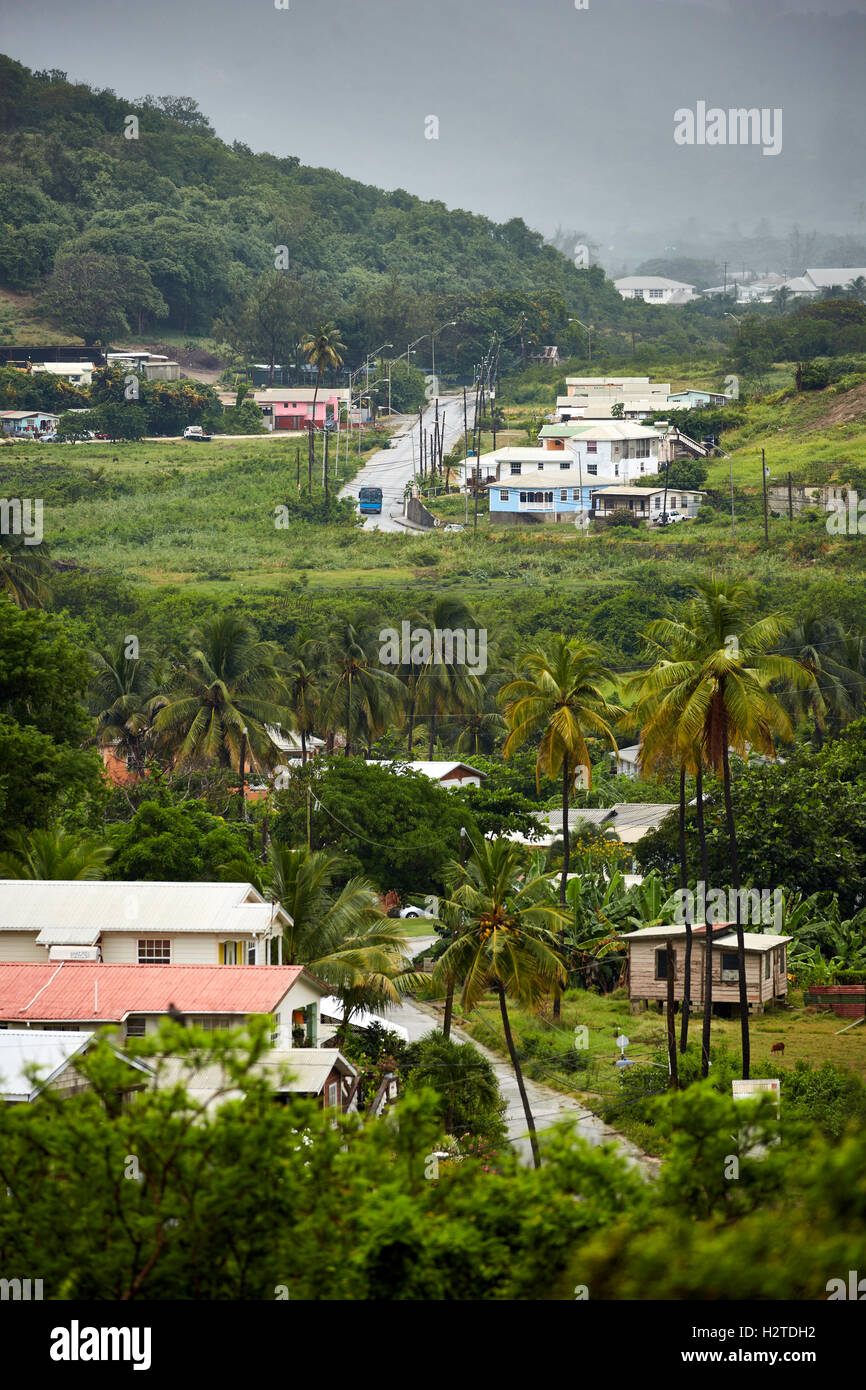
380 965 656 1175
339 394 474 532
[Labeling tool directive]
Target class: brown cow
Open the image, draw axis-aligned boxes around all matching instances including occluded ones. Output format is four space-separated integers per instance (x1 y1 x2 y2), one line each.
770 1042 785 1055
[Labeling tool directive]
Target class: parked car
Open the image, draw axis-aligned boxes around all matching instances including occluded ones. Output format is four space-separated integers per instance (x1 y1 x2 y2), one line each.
657 510 685 526
40 432 58 442
183 425 212 441
442 523 465 533
399 906 424 919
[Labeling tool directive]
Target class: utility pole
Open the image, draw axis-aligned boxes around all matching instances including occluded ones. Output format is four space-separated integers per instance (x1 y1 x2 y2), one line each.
323 430 329 506
296 445 300 492
729 453 736 542
761 448 769 543
787 470 793 523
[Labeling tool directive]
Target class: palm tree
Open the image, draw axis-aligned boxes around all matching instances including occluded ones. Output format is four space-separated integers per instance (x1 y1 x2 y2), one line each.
308 622 402 757
89 638 166 776
391 596 480 757
153 614 293 790
284 657 321 765
300 323 346 487
0 530 52 608
0 827 114 879
499 636 622 1017
774 612 860 744
266 843 419 1028
638 577 814 1078
433 836 567 1169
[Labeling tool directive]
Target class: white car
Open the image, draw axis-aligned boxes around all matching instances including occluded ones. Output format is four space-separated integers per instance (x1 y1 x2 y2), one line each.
399 906 424 919
442 523 465 533
657 510 685 526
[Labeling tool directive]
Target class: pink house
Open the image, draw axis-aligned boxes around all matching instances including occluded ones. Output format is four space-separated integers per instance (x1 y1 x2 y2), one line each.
254 388 352 432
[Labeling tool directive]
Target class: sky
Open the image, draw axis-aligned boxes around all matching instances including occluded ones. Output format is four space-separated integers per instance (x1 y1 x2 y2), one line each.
2 0 865 269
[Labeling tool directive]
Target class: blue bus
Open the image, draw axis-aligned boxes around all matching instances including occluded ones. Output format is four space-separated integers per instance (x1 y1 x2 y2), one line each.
359 486 383 515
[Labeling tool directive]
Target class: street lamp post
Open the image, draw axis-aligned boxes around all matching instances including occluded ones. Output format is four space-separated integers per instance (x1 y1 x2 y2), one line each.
569 317 593 362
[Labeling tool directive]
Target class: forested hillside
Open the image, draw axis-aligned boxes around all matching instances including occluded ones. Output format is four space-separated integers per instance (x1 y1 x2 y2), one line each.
0 56 730 367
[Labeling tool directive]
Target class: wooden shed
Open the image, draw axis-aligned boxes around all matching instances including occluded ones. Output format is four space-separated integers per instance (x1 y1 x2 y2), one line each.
621 924 792 1016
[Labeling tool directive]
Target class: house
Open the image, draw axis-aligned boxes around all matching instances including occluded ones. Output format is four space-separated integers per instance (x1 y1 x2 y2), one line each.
105 352 181 382
0 880 291 966
29 361 93 387
0 1028 153 1104
612 744 641 778
614 276 696 304
0 410 60 436
0 962 327 1042
538 420 664 469
364 759 485 789
777 267 866 299
667 388 730 408
621 924 792 1015
537 802 678 847
253 387 354 432
590 484 706 523
154 1048 360 1115
557 376 672 421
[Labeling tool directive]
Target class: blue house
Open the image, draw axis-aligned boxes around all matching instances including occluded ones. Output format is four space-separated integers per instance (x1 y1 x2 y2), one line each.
667 389 729 408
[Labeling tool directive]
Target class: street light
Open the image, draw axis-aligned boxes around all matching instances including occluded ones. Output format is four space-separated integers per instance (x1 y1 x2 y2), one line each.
569 317 593 362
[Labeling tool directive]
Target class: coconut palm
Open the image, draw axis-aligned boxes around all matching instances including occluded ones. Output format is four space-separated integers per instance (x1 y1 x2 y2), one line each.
390 595 481 756
638 577 814 1078
499 636 622 1017
153 614 293 789
0 530 52 608
432 836 567 1169
300 322 346 487
773 611 860 745
0 827 114 879
266 843 419 1027
284 656 321 765
307 622 402 757
89 638 167 775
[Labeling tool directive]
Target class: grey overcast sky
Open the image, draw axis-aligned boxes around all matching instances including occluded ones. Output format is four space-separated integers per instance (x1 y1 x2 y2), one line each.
2 0 865 266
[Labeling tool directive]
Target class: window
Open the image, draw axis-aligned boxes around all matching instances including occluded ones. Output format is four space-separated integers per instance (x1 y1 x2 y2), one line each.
536 462 544 471
649 288 663 299
560 489 568 502
126 1015 146 1038
655 948 676 980
586 440 597 454
247 942 257 964
138 939 170 964
635 438 650 458
586 463 597 476
614 464 619 477
327 1082 339 1108
519 491 527 503
721 952 739 975
653 495 661 508
560 460 570 470
572 489 581 501
780 946 786 973
510 462 522 475
765 953 771 979
221 941 239 964
499 489 509 502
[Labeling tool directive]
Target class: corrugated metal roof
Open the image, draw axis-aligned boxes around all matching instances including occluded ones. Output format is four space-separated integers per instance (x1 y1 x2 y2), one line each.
0 880 289 935
0 963 310 1022
156 1049 356 1098
0 1029 95 1101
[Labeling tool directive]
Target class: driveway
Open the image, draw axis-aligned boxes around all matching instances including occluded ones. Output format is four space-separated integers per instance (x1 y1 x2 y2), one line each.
339 393 474 532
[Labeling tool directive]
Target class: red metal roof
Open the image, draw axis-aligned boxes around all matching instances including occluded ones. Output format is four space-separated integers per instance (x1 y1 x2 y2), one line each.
0 963 308 1022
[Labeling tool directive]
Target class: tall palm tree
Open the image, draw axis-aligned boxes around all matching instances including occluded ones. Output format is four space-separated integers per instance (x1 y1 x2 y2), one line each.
774 612 860 745
499 636 622 1017
300 323 346 488
433 836 567 1169
0 827 114 879
307 622 402 757
284 657 321 765
153 614 293 788
391 596 480 757
0 531 52 608
266 843 419 1027
89 638 166 776
639 577 813 1078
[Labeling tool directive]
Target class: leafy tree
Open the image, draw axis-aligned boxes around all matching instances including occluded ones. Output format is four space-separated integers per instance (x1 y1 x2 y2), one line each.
108 799 260 882
405 1031 507 1146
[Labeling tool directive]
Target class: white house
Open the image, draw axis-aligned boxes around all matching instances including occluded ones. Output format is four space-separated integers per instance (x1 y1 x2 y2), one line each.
614 277 696 304
778 268 866 299
0 880 291 966
591 484 707 522
364 759 484 789
29 362 93 387
0 1028 152 1103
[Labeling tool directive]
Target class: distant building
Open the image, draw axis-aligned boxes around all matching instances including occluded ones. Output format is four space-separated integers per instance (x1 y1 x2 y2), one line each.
105 352 180 382
29 361 93 387
591 483 706 523
778 267 866 298
253 387 356 431
614 276 696 304
0 409 59 436
364 759 485 789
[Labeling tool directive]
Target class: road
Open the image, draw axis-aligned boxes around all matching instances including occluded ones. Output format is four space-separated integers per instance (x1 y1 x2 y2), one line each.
339 393 474 532
380 942 656 1175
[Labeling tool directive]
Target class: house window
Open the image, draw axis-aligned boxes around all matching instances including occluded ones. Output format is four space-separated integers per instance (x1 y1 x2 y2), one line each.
519 491 527 503
327 1082 339 1108
572 489 581 501
780 946 786 973
586 463 597 476
649 289 663 299
654 495 661 508
247 942 257 964
560 460 570 470
614 465 619 477
721 952 739 974
765 953 771 979
138 939 170 964
655 948 676 980
635 439 650 458
499 489 509 502
510 462 522 475
560 489 568 502
126 1015 146 1038
587 440 597 454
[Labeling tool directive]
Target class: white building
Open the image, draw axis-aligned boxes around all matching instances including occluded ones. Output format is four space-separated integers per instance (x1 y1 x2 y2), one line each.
614 277 696 305
30 361 93 387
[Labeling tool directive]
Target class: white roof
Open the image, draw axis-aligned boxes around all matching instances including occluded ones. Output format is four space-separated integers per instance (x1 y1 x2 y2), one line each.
804 268 866 289
614 276 695 291
539 421 661 439
0 881 290 939
0 1029 94 1101
156 1048 357 1099
365 760 483 780
565 377 651 386
30 362 92 373
621 926 792 950
253 388 350 403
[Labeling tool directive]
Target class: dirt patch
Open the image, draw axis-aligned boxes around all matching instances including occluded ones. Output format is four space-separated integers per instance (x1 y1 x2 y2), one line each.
811 380 866 429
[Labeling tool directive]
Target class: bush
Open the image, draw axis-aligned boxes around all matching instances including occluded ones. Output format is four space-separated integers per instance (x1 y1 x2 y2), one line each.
695 504 715 524
606 508 639 528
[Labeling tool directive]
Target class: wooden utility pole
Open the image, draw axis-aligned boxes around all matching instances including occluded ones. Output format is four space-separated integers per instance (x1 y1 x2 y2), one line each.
296 445 300 492
761 448 769 543
323 431 329 506
787 470 793 523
